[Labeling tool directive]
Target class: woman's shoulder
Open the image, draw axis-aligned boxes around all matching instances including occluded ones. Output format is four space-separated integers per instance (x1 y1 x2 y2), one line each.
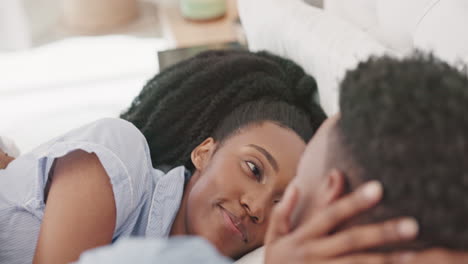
89 118 142 135
41 118 156 233
44 118 151 167
29 118 155 208
64 118 146 145
55 117 154 185
0 118 157 241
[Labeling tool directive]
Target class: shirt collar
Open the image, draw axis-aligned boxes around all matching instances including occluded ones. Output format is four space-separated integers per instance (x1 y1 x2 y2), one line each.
146 166 188 238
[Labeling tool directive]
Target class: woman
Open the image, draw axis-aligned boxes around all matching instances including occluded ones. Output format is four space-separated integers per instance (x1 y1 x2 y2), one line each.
0 50 325 264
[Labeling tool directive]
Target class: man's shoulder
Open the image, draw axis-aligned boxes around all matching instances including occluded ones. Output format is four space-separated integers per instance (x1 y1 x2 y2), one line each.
75 237 232 264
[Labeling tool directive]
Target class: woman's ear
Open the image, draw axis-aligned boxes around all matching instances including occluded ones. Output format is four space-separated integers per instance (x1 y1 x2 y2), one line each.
318 169 346 206
191 138 216 170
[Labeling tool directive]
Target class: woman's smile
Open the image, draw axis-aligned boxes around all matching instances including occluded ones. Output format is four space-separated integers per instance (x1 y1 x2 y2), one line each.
218 205 249 243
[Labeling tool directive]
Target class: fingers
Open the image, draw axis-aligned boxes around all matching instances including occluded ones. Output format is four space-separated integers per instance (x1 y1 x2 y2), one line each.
327 252 415 264
404 248 468 264
308 217 419 256
265 185 299 244
0 151 14 169
294 181 383 240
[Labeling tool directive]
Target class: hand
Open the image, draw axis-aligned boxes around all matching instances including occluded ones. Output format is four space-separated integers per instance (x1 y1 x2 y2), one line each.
265 181 419 264
0 150 14 169
405 249 468 264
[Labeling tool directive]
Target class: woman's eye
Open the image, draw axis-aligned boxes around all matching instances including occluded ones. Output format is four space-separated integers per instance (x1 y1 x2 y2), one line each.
246 161 262 181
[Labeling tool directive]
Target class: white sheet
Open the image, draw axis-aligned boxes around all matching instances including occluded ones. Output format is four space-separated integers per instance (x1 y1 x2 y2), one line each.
0 36 168 153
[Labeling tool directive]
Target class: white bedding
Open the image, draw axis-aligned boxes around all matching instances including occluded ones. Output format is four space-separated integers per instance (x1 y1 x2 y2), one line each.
0 35 168 153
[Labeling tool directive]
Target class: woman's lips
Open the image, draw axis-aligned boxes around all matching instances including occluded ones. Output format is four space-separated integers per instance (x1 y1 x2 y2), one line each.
219 206 248 243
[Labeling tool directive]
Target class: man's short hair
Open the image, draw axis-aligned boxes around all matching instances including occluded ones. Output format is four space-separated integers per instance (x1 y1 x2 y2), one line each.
336 52 468 250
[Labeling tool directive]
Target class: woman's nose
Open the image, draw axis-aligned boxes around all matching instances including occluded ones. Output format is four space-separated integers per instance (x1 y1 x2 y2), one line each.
241 195 269 224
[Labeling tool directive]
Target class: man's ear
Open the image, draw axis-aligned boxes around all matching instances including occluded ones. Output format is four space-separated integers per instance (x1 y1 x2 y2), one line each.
191 137 216 170
317 169 346 206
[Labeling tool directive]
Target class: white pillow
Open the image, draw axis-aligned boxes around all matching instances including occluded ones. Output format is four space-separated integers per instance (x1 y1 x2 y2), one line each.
325 0 379 37
325 0 468 64
238 0 390 115
234 247 264 264
413 0 468 65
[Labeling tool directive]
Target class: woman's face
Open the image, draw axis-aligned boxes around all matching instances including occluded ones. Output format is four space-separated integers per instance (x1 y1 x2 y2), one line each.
183 122 306 258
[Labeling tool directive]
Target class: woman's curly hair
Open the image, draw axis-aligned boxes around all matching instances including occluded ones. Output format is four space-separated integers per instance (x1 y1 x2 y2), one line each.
121 50 326 170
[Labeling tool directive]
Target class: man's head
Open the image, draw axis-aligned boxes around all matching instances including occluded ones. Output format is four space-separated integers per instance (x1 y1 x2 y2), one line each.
291 53 468 250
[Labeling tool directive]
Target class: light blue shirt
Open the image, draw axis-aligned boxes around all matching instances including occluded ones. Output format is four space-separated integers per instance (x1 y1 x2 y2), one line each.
74 237 232 264
0 118 187 264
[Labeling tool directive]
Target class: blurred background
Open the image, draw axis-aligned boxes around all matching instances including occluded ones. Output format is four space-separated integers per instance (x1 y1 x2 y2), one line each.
4 0 465 155
1 0 298 152
0 0 323 153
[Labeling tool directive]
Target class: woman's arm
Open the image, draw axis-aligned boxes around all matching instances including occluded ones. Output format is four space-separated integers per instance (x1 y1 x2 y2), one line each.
33 150 116 264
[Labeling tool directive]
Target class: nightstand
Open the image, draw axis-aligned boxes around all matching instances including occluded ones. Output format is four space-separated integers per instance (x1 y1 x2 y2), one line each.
157 0 240 48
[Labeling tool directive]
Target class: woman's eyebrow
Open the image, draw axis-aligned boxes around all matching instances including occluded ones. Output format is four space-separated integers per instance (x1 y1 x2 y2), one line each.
247 144 279 172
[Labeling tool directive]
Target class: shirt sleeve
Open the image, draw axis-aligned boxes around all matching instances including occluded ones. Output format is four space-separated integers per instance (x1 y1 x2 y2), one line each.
30 118 153 233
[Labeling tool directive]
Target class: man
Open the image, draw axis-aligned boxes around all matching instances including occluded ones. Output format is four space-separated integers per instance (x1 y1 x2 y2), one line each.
266 52 468 263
